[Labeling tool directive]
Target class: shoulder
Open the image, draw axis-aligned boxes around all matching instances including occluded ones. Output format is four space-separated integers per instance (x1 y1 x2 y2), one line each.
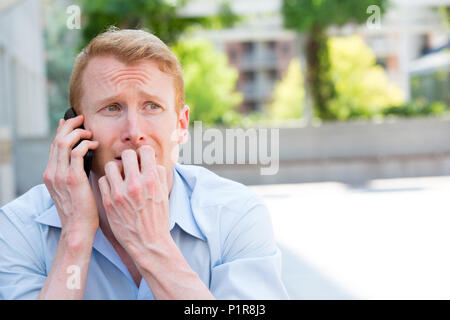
0 184 52 228
0 185 49 289
175 164 270 242
175 164 263 211
176 165 278 265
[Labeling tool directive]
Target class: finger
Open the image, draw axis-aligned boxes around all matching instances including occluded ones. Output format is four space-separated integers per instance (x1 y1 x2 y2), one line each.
155 165 168 202
156 165 167 188
138 145 157 177
57 115 85 137
65 128 93 147
46 129 60 180
70 140 99 174
56 128 93 173
56 119 65 134
48 119 66 168
98 176 112 210
104 161 124 196
121 149 140 182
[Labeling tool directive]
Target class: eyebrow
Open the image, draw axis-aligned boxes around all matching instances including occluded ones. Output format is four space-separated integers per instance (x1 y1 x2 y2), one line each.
94 90 169 107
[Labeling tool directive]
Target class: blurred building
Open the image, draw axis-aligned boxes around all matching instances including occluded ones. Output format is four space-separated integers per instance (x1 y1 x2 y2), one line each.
180 0 298 113
409 45 450 105
0 0 48 205
179 0 450 186
330 0 450 102
181 0 449 112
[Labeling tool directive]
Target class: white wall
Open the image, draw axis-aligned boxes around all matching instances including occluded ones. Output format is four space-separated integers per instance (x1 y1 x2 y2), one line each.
0 126 15 205
0 0 48 138
0 0 48 205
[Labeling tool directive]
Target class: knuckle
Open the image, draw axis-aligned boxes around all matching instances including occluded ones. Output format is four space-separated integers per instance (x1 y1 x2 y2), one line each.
71 148 83 158
127 181 142 199
76 128 90 138
43 172 52 185
103 197 113 209
112 192 124 203
56 138 67 149
66 172 78 186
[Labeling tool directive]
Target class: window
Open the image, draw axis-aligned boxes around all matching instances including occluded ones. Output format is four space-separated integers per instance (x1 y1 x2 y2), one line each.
268 69 278 81
228 49 237 63
242 42 254 54
243 71 255 82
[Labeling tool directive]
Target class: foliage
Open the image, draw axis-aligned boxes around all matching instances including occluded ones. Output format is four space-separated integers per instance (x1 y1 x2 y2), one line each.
382 99 448 117
43 0 82 131
281 0 390 120
44 0 241 130
79 0 240 48
327 35 404 120
410 68 450 107
267 59 305 119
438 6 450 27
282 0 390 32
171 39 243 125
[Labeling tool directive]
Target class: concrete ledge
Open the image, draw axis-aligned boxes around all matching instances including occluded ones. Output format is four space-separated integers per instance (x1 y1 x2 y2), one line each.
205 152 450 185
12 117 450 194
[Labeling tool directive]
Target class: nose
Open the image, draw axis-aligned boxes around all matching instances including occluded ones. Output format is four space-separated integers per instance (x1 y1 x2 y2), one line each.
120 110 146 146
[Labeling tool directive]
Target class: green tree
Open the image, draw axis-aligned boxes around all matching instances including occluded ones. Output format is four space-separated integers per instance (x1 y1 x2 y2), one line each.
267 58 305 119
80 0 240 47
44 0 82 131
171 39 243 125
281 0 390 120
327 35 404 119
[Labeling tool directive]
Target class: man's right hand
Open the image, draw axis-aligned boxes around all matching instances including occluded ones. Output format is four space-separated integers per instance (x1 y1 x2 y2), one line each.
43 115 100 237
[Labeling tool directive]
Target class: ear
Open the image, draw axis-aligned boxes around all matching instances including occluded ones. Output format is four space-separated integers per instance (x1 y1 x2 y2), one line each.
177 105 190 144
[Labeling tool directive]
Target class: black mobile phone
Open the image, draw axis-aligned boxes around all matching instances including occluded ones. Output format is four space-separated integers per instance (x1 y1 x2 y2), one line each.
63 108 94 178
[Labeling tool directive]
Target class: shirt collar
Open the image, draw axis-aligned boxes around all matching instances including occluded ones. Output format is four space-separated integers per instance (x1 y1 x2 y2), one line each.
35 165 206 241
169 164 206 241
34 203 60 228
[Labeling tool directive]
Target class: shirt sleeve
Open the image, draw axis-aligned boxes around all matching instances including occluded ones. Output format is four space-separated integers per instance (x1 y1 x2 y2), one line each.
0 207 47 299
209 201 289 299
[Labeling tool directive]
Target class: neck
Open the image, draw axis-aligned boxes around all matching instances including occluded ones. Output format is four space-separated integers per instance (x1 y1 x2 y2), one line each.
89 166 174 247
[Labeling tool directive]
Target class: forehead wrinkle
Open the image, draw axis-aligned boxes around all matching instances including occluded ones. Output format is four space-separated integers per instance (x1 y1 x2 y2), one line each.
83 58 175 108
106 68 153 91
111 74 149 89
91 64 151 85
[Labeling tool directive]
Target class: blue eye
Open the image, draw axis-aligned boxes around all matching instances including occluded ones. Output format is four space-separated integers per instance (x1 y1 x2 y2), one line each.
105 104 120 112
145 103 162 111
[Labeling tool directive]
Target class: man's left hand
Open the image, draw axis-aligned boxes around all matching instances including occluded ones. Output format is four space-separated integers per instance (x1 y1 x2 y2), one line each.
98 145 171 261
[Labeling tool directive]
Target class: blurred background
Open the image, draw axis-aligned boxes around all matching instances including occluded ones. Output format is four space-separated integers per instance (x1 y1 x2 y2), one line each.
0 0 449 299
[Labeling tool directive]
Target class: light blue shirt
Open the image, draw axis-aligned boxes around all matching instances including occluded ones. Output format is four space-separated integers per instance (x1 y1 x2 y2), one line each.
0 164 288 299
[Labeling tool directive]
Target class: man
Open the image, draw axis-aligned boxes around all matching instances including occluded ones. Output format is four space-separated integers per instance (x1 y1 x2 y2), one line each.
0 28 288 299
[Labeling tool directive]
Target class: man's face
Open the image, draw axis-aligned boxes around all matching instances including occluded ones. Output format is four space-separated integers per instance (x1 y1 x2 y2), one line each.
79 55 188 177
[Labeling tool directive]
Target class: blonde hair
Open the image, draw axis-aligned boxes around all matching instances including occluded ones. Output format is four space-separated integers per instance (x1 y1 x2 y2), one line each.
69 27 184 113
